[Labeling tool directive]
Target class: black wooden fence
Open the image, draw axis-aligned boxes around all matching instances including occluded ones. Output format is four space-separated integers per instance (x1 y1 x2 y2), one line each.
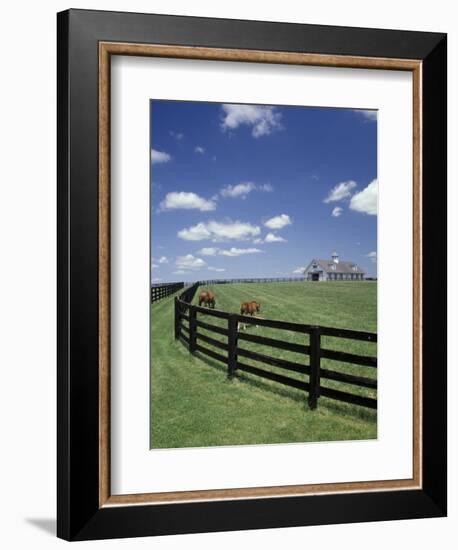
174 285 377 410
199 277 305 286
151 282 184 303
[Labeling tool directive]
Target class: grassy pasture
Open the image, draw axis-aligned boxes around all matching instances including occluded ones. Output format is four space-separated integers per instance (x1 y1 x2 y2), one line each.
150 281 377 449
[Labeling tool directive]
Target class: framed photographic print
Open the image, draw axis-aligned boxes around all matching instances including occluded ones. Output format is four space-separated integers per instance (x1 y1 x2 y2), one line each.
57 9 447 541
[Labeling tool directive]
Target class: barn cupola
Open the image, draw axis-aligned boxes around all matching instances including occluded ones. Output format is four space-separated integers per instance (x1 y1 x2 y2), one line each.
332 251 339 264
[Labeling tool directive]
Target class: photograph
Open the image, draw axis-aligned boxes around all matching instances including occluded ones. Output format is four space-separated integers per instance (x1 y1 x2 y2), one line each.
149 99 378 449
51 5 447 542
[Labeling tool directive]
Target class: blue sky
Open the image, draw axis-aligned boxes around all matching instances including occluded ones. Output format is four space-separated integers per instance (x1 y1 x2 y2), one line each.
150 100 377 283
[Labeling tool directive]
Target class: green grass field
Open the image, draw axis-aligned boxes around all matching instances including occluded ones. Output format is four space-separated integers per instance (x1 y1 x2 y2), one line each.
150 281 377 449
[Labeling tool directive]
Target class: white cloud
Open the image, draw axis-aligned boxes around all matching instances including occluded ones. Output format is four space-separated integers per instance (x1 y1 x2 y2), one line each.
219 247 262 257
170 131 184 140
293 266 306 274
349 179 378 215
151 149 171 164
220 182 256 199
354 109 377 122
151 277 162 283
198 246 263 256
221 104 282 137
208 267 226 272
324 180 357 203
173 270 188 275
258 183 274 192
195 146 205 154
264 232 286 243
253 238 262 244
160 191 216 212
219 182 273 199
366 251 377 263
177 222 212 241
152 256 168 267
175 254 207 270
332 206 343 217
178 220 261 242
264 214 292 230
197 247 219 256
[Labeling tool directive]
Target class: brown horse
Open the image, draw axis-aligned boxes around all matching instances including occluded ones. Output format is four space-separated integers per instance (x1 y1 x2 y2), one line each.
199 290 216 308
239 301 261 330
240 301 261 316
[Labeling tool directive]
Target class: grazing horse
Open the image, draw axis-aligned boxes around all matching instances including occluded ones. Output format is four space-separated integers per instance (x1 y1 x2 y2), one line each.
238 301 261 330
199 290 216 309
240 301 261 316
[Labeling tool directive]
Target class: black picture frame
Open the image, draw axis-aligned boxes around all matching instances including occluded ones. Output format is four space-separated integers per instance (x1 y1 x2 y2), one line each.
57 8 447 541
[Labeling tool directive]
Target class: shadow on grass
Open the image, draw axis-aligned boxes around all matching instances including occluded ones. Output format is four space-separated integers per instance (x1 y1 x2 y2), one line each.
319 395 377 423
195 351 308 408
194 350 377 423
194 350 228 375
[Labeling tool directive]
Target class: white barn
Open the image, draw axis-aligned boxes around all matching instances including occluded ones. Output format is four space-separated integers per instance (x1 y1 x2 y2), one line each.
303 252 365 281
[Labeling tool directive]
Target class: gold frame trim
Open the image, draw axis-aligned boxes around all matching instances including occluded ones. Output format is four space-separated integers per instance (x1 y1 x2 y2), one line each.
98 42 422 507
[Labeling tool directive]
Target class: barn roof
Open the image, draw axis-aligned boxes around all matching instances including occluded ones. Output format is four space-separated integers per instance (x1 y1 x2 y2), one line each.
310 259 365 274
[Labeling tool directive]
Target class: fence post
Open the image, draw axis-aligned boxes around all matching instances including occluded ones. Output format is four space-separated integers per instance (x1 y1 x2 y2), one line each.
174 297 180 340
227 314 238 379
308 327 321 409
189 307 197 353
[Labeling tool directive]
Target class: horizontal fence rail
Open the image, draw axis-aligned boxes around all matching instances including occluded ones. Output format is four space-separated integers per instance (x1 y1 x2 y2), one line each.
174 284 377 411
151 282 184 303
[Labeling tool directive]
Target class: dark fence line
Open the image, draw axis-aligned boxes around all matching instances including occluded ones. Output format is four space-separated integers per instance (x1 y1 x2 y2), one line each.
154 276 373 300
198 277 305 286
198 277 376 285
177 282 199 304
174 286 377 411
151 282 184 303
